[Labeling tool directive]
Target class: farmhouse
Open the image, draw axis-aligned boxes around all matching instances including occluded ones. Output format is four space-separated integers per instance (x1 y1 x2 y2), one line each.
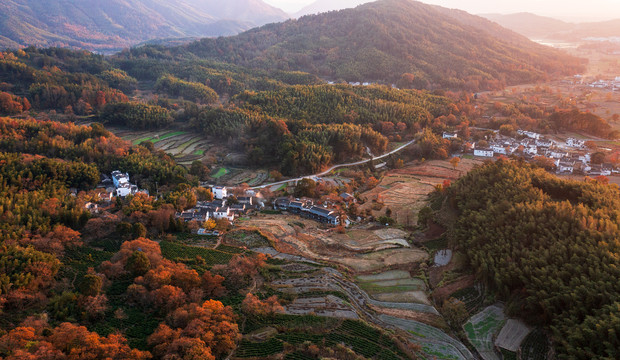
110 170 146 197
212 186 228 200
491 145 508 155
111 170 129 188
474 148 494 157
442 132 458 139
566 137 586 148
272 198 340 225
558 162 574 174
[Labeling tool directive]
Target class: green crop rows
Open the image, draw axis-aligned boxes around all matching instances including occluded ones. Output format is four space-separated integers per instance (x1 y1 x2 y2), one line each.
235 338 284 358
284 351 315 360
160 240 233 265
520 329 549 360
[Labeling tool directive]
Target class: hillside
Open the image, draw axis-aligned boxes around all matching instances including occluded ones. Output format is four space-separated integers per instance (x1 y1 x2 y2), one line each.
181 0 585 91
0 0 288 52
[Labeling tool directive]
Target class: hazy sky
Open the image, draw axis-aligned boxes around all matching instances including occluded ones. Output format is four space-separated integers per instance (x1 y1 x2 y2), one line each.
264 0 620 21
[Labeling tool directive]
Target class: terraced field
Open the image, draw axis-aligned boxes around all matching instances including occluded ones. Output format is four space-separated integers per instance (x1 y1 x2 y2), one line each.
357 270 429 304
114 128 213 166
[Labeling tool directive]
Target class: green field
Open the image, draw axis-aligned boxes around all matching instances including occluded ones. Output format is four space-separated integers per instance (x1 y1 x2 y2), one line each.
212 167 229 178
463 305 505 359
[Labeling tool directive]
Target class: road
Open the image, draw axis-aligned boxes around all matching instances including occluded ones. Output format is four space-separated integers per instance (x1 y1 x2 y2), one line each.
250 139 416 189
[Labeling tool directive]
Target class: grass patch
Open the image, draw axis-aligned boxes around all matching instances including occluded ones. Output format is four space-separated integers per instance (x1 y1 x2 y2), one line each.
212 167 229 179
158 131 186 140
193 149 205 155
159 240 233 267
422 235 449 252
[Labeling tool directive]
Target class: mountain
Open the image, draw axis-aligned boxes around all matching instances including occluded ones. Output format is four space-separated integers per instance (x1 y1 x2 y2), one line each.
294 0 371 18
483 12 620 42
0 0 288 52
183 0 289 26
179 0 585 90
481 13 573 39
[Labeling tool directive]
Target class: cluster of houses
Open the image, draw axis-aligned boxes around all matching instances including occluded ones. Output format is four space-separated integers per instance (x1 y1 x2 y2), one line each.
274 198 341 225
464 130 618 176
176 186 256 223
586 76 620 90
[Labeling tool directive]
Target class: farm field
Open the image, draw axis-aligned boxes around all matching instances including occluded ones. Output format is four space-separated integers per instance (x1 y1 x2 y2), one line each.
358 159 482 226
463 304 506 360
519 329 551 360
494 319 532 353
379 315 475 360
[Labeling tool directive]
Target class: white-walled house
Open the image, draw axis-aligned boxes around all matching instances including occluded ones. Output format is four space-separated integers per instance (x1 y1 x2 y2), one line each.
558 162 574 173
474 148 494 157
566 138 586 148
491 145 508 155
442 132 458 139
212 186 227 200
112 170 129 188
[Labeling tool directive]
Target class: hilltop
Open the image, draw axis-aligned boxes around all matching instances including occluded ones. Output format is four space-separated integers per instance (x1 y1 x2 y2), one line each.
179 0 585 91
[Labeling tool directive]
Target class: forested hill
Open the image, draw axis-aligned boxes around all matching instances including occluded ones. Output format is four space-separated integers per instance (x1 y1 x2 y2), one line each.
446 160 620 359
180 0 585 91
0 0 288 52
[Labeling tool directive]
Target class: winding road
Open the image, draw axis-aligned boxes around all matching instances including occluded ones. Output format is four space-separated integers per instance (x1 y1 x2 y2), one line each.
250 139 416 189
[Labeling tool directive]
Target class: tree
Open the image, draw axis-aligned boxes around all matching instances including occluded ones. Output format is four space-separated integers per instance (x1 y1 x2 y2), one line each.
79 274 103 297
132 222 147 239
449 156 460 170
190 161 210 180
441 298 469 330
294 178 317 198
241 293 283 317
126 251 151 276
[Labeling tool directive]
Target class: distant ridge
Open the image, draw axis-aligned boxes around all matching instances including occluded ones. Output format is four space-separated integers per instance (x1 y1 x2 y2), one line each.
0 0 288 52
294 0 371 18
482 12 620 41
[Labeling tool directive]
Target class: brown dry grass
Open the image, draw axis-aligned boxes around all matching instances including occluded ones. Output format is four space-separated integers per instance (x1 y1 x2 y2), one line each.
358 159 482 226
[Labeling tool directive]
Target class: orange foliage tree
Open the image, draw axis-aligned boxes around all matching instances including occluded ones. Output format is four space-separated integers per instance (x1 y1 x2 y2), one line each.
148 300 240 359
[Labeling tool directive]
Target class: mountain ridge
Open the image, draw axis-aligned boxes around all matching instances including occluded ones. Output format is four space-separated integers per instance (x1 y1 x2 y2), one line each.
173 0 584 90
0 0 289 52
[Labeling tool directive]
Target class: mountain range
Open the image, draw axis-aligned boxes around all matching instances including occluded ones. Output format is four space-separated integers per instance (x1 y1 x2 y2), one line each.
483 12 620 41
0 0 289 52
175 0 583 90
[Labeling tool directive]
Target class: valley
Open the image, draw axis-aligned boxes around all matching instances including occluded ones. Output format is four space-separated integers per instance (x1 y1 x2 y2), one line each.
0 1 619 359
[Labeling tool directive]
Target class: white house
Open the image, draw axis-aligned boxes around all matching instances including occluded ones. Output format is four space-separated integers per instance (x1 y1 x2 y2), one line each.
491 145 508 155
517 130 541 140
566 138 585 148
549 150 567 159
116 186 132 197
442 132 458 139
474 148 494 157
111 170 129 188
213 207 234 221
212 186 227 200
558 162 574 173
535 138 553 147
525 145 538 155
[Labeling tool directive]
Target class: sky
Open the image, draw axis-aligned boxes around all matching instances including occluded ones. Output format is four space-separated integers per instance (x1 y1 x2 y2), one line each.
264 0 620 21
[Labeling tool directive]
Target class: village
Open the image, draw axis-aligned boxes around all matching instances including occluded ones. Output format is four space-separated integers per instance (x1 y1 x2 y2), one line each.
447 129 618 176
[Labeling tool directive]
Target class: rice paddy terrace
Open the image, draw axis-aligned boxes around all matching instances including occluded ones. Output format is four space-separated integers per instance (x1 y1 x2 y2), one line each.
116 128 211 165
